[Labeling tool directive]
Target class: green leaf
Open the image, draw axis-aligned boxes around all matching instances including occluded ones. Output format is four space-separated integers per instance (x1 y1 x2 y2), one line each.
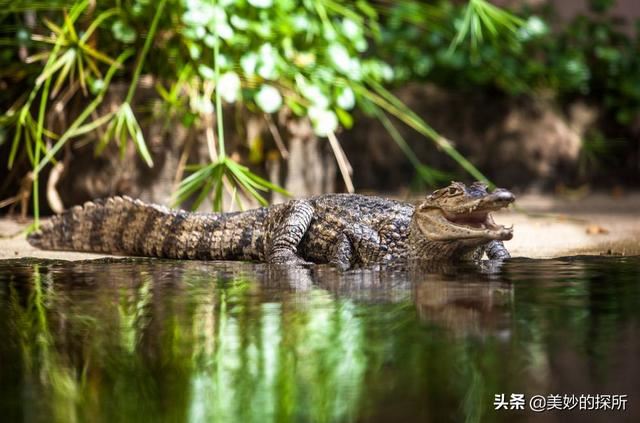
285 98 305 116
192 171 216 210
81 43 117 66
68 112 114 138
82 8 120 43
36 49 134 174
335 108 353 129
8 119 22 169
227 164 268 206
122 103 153 167
243 169 289 195
35 49 75 87
198 64 215 80
112 20 137 44
51 48 76 97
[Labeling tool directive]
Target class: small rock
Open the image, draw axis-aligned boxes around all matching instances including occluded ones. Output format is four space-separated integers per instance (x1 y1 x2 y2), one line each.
586 225 609 235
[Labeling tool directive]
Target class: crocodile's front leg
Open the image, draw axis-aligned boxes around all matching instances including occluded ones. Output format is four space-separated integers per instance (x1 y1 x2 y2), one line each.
329 233 353 271
329 225 387 270
267 200 314 265
486 240 510 259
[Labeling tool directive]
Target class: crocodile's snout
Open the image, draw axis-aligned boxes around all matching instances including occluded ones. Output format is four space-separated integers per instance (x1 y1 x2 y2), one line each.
480 188 515 210
492 189 515 203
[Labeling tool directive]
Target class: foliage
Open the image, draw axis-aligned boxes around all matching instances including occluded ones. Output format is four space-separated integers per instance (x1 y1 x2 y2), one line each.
381 0 640 126
0 0 524 222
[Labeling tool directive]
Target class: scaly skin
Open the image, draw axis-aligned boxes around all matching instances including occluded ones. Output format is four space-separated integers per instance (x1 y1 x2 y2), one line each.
27 182 515 269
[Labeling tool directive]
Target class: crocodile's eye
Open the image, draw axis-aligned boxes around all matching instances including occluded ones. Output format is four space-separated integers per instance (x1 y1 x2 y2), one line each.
429 189 443 198
448 186 461 195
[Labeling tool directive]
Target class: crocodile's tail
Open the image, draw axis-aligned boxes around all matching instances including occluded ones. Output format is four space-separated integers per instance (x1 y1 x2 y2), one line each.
27 196 207 258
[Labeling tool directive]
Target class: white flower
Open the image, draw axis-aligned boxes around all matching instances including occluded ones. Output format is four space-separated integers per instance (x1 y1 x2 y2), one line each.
230 15 249 30
295 75 330 109
248 0 273 8
194 26 206 39
256 43 279 79
211 5 227 22
354 38 368 53
190 95 213 115
328 44 352 75
255 85 282 113
205 6 233 40
336 87 355 110
182 7 213 26
304 85 329 109
323 26 337 41
90 79 105 94
380 63 394 81
218 72 241 103
292 14 309 31
517 16 548 41
259 43 276 60
198 64 215 80
240 53 258 76
216 54 229 69
185 0 202 10
341 19 361 39
204 34 217 48
216 22 234 40
526 16 548 36
308 107 338 137
349 58 363 81
189 44 201 59
258 61 278 80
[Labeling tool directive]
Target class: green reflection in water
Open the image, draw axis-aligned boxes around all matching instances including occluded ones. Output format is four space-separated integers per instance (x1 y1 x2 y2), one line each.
187 283 368 423
0 257 639 422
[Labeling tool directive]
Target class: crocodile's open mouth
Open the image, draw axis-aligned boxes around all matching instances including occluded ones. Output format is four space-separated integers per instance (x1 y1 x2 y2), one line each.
442 192 514 237
444 210 502 230
416 183 516 242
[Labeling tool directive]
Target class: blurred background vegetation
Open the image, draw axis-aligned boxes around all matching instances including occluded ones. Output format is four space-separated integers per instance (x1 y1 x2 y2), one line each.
0 0 639 225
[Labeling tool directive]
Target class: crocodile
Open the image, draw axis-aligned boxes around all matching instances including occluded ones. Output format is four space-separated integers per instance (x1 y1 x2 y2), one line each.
27 181 515 270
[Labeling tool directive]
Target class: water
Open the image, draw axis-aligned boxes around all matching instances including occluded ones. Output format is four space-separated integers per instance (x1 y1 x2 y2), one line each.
0 256 639 423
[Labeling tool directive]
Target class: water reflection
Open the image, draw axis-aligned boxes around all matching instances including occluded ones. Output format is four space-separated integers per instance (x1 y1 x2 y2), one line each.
0 257 639 422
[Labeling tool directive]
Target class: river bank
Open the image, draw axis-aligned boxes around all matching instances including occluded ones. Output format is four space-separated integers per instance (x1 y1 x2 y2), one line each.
1 193 639 260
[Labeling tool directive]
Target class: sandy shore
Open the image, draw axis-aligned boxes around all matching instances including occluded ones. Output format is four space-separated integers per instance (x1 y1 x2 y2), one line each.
1 193 639 261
